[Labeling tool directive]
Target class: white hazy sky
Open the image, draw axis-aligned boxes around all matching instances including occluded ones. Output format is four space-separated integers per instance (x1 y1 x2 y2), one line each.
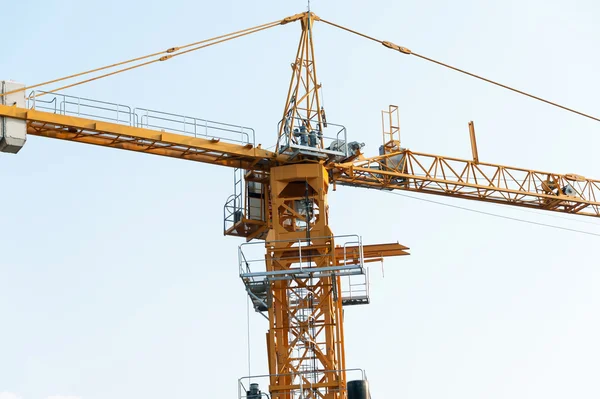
2 1 600 398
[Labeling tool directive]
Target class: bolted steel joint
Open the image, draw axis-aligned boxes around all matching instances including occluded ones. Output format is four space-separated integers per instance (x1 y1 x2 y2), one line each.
382 41 412 54
281 13 305 25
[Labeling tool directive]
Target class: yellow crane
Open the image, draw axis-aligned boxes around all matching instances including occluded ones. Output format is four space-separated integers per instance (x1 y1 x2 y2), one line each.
1 11 599 399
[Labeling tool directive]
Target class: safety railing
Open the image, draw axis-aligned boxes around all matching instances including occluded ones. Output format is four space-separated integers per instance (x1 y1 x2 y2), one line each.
27 90 255 146
277 117 350 159
238 234 366 281
224 168 245 233
224 193 243 232
238 369 368 399
239 234 371 310
340 268 370 305
134 107 254 145
28 90 133 125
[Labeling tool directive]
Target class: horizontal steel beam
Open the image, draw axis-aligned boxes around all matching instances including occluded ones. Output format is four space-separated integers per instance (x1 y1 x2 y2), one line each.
0 104 285 170
333 149 600 217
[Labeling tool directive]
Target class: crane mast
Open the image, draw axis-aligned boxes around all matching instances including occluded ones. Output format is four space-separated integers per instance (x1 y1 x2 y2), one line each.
242 13 407 399
1 9 600 399
266 15 350 399
264 163 345 399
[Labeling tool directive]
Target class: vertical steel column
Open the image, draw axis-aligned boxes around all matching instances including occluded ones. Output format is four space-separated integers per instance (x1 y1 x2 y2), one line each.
265 164 346 399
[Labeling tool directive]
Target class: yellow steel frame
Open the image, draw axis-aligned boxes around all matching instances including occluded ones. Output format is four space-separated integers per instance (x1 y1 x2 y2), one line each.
3 13 600 399
225 170 271 241
381 105 400 153
266 164 344 399
333 149 600 217
264 163 408 399
277 12 325 151
0 104 282 170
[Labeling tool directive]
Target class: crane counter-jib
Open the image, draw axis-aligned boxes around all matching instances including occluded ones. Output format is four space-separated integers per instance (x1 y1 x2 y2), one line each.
0 103 285 171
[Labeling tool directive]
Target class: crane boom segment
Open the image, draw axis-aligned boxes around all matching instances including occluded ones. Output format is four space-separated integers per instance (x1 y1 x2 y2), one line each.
332 149 600 217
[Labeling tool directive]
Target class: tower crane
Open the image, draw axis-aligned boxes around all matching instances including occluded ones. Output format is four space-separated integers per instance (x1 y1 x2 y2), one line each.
1 10 599 399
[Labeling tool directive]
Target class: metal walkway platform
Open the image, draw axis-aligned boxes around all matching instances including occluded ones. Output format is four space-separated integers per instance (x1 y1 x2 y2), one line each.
238 235 372 313
28 90 256 146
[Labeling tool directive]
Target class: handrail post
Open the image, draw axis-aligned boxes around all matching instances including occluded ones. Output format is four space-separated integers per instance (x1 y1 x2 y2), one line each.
299 239 303 270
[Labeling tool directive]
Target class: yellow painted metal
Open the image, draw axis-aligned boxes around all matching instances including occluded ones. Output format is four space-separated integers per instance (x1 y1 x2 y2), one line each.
333 150 600 216
468 121 479 163
332 108 600 217
335 243 410 265
263 163 408 399
3 14 600 399
225 171 271 240
381 105 400 154
277 12 326 153
265 163 344 399
0 19 285 100
0 104 283 170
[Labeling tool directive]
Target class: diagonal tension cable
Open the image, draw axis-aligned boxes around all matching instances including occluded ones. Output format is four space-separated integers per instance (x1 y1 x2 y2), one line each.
387 190 600 237
33 20 282 98
320 18 600 124
1 18 287 99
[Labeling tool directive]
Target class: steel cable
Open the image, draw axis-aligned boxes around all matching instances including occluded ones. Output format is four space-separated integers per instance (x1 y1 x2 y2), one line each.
320 18 600 124
387 190 600 237
2 18 283 99
32 21 281 98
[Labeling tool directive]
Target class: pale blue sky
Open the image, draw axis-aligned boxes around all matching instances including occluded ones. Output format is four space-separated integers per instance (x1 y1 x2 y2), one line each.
2 1 600 398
